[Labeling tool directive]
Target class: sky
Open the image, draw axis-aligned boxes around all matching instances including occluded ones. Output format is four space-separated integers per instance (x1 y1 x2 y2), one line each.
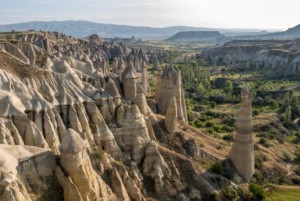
0 0 299 30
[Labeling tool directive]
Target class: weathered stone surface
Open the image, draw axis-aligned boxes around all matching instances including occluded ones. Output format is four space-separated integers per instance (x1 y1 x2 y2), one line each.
229 87 254 182
122 63 137 102
165 97 178 134
111 104 151 163
110 168 130 201
157 64 187 122
58 129 117 201
135 85 149 115
143 141 171 193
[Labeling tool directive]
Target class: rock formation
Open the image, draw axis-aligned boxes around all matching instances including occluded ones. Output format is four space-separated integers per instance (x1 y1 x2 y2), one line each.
122 63 137 102
135 85 149 115
165 97 178 134
0 31 258 200
156 64 187 122
57 129 117 201
153 56 159 70
228 87 254 182
141 64 148 93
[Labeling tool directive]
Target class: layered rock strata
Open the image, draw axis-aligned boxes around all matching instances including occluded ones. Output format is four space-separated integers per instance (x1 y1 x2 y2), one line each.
228 87 254 182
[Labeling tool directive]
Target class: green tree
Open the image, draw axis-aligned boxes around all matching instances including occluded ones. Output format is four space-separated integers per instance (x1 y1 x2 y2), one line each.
223 80 233 95
248 183 266 201
196 83 206 96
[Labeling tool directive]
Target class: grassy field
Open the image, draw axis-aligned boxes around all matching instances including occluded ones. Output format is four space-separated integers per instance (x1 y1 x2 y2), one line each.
266 186 300 201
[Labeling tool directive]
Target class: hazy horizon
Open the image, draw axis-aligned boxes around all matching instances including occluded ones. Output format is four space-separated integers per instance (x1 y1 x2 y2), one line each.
1 0 299 30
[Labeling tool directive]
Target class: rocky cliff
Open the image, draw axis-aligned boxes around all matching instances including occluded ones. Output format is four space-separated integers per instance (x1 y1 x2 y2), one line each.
200 39 300 77
0 31 257 201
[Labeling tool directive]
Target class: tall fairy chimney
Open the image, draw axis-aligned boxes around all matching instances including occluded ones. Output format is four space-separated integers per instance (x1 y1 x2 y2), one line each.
228 87 254 182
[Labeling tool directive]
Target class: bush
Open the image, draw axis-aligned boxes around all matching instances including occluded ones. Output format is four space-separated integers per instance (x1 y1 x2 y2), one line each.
222 187 238 200
223 133 234 142
93 149 105 159
259 137 270 147
255 153 267 169
194 120 203 128
222 125 235 132
208 128 215 134
253 109 260 116
210 161 224 174
205 121 215 127
213 125 222 133
294 147 300 162
283 150 293 162
248 183 266 201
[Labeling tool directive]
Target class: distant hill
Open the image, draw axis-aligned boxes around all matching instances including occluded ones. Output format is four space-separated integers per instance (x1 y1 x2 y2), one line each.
241 24 300 39
0 20 270 39
166 31 226 42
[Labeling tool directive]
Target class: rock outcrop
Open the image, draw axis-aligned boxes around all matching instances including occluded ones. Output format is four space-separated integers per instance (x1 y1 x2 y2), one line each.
165 97 178 134
122 63 137 102
57 129 117 201
228 87 254 182
156 64 187 122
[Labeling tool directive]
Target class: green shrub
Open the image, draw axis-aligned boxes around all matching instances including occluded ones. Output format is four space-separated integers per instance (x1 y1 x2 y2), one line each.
255 153 267 169
223 133 234 142
253 109 260 116
222 187 238 200
194 120 203 128
294 147 300 162
222 125 235 132
93 149 105 159
259 137 270 147
205 121 215 127
248 183 266 201
213 125 222 133
210 161 224 174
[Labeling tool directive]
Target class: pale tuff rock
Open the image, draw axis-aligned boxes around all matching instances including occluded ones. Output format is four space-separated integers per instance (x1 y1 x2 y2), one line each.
113 163 145 201
110 168 130 201
117 58 126 81
143 141 171 193
154 70 162 101
153 55 159 70
113 57 119 73
58 129 117 201
165 97 178 134
112 104 151 163
13 115 49 148
105 77 122 106
43 109 61 154
0 144 54 201
122 63 138 102
229 87 254 182
0 118 24 145
142 64 149 93
135 85 149 115
92 89 115 122
157 64 187 121
85 102 121 158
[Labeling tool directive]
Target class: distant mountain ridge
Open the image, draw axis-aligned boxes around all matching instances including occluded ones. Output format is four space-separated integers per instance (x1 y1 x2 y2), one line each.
0 20 271 39
166 31 226 42
240 24 300 39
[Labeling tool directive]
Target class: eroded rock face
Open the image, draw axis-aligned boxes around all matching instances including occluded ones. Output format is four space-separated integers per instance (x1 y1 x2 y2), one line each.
111 104 151 163
165 97 178 134
200 40 300 76
57 129 117 201
143 142 171 193
122 63 137 102
229 87 254 182
0 145 57 201
157 64 187 122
